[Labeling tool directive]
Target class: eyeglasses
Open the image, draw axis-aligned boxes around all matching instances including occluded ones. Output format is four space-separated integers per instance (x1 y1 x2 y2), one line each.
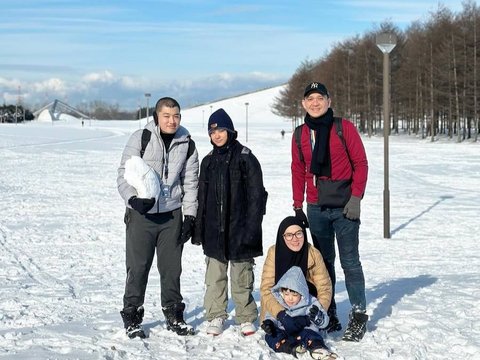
283 230 304 241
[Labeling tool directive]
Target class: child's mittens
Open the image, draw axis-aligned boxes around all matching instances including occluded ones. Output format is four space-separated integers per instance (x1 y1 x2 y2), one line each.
309 305 330 329
261 319 276 336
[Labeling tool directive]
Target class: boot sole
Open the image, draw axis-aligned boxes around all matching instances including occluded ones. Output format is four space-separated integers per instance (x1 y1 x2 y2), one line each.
167 325 195 336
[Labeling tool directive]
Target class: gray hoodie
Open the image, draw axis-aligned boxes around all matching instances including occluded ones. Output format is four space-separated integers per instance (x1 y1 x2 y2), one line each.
117 120 199 217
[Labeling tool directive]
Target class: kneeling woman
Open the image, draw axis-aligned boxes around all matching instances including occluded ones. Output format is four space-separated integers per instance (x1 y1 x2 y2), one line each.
260 216 332 356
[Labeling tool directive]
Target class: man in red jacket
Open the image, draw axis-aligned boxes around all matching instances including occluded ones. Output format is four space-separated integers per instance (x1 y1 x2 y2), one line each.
291 82 369 342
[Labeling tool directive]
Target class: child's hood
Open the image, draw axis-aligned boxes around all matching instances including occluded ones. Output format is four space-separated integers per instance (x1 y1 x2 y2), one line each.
271 266 311 310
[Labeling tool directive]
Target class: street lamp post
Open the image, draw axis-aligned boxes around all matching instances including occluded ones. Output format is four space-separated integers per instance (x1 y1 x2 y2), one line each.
138 105 141 129
376 32 396 239
145 93 151 125
244 102 249 142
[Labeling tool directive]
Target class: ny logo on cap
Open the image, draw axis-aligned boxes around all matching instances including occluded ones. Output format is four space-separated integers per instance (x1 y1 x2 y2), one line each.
310 83 319 89
210 123 218 129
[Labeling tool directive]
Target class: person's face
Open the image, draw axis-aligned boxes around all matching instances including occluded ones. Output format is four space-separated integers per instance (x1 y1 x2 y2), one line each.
156 106 181 134
281 288 301 307
283 225 304 252
302 93 331 118
209 129 228 147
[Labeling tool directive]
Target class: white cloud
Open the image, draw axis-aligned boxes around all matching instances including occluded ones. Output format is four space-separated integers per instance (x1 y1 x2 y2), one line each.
82 70 115 83
1 70 285 110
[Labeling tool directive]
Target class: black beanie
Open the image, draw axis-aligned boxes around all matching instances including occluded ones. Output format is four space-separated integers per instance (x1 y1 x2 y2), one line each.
208 108 235 134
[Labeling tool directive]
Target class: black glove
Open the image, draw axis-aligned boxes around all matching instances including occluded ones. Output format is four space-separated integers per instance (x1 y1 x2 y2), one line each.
261 319 276 336
294 208 309 228
128 196 155 215
191 233 202 246
180 215 195 243
277 310 310 334
309 305 329 329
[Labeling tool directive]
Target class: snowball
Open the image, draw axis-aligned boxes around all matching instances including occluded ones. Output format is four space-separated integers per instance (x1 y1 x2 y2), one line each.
124 156 160 200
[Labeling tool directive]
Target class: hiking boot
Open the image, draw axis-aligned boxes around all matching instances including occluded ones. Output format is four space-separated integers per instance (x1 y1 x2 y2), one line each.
240 322 256 336
162 303 195 336
325 307 342 333
342 308 368 342
206 317 225 336
120 306 146 339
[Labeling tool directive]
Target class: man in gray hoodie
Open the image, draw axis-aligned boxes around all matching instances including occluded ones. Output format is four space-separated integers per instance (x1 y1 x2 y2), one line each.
117 97 199 338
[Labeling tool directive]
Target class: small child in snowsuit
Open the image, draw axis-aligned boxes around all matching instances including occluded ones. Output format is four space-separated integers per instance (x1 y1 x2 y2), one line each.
262 266 338 359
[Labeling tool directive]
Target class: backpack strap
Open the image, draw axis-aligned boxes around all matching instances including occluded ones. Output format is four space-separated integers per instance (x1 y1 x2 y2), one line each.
238 146 268 215
294 124 304 163
140 129 151 158
334 117 353 170
239 146 251 179
334 117 346 150
186 137 195 160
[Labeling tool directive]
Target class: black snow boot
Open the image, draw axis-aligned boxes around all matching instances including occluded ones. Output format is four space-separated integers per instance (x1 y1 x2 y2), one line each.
120 306 146 339
162 303 194 336
325 307 342 333
342 308 368 342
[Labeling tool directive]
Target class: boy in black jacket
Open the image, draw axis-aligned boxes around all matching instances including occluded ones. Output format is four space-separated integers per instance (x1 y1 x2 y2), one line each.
193 108 267 337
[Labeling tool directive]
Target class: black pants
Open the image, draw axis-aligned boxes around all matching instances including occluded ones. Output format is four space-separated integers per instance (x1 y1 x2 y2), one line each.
123 207 183 309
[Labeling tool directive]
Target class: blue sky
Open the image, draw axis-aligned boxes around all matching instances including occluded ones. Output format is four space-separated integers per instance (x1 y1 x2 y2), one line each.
0 0 470 111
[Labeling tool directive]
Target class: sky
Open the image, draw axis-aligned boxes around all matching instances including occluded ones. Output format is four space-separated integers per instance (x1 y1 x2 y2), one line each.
0 0 473 111
0 85 479 359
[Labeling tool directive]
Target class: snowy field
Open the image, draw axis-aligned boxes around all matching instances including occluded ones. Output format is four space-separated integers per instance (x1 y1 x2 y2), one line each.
1 86 479 359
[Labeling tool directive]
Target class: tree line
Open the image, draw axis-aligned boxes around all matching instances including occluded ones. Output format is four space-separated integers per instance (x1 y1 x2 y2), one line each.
272 1 479 142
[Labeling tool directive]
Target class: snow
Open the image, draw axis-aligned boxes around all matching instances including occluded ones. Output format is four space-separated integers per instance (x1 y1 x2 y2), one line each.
1 85 479 359
124 156 161 201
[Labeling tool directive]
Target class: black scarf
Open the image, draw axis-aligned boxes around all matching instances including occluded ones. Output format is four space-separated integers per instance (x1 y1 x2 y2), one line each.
274 216 317 296
304 108 335 177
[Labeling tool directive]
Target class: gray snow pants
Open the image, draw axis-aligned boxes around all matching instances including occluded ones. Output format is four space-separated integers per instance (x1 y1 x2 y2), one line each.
122 207 183 309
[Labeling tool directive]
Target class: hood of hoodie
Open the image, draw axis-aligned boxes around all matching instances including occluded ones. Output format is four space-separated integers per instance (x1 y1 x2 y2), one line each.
271 266 312 311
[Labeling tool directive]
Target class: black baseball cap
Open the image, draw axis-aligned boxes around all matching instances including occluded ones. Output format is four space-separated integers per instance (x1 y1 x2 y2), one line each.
304 82 329 98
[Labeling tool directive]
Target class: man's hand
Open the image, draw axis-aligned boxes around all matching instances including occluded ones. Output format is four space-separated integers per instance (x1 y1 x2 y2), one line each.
294 207 309 228
128 196 155 215
180 215 195 243
343 195 361 220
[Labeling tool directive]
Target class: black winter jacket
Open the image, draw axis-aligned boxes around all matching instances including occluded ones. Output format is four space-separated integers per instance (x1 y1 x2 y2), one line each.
193 140 267 262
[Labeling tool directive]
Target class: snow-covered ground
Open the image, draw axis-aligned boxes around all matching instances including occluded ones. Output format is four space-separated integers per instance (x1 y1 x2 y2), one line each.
1 86 479 359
